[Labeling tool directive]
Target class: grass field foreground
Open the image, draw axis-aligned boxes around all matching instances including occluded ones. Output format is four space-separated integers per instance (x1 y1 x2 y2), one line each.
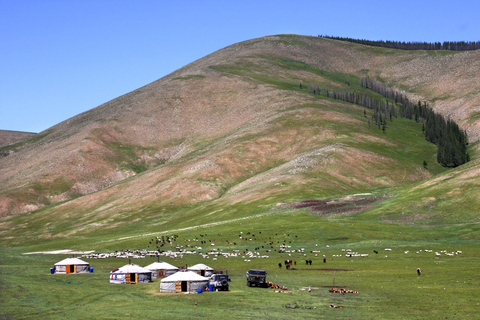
1 208 479 319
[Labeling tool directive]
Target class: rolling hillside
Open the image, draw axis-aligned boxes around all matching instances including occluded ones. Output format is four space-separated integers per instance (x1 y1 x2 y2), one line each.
2 34 480 320
1 34 479 240
0 130 36 147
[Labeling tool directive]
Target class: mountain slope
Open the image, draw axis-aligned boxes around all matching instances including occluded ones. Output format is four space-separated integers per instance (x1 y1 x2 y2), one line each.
0 130 36 146
0 34 479 239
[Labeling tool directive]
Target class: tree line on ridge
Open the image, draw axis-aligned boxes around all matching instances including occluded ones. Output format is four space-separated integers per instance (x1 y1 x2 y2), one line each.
319 35 480 51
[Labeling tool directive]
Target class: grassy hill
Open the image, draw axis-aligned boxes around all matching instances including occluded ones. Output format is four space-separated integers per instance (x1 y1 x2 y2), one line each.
1 34 479 319
0 130 36 147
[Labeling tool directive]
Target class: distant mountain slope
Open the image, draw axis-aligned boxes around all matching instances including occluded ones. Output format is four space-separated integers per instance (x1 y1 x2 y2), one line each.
0 130 36 147
0 34 479 235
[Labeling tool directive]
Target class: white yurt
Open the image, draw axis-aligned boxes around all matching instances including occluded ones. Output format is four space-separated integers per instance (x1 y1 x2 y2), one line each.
110 264 152 284
160 271 210 293
187 263 214 277
53 257 91 274
144 261 179 279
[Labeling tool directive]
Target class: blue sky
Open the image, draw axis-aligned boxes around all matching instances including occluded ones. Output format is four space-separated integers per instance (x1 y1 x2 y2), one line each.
1 0 479 133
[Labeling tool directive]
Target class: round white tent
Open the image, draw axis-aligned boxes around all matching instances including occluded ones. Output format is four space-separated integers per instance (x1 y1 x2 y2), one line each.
160 271 209 293
144 261 179 279
187 263 214 277
53 257 90 274
110 264 152 284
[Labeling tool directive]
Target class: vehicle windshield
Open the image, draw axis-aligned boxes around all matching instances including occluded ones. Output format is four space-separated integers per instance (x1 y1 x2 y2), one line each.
249 270 266 275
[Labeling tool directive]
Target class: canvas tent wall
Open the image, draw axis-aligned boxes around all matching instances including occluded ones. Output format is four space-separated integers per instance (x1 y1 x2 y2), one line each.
110 264 152 284
160 271 209 293
187 263 214 277
54 258 90 274
144 261 179 279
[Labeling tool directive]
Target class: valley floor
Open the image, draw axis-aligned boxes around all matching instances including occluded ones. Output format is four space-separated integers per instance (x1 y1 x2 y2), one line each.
1 210 479 319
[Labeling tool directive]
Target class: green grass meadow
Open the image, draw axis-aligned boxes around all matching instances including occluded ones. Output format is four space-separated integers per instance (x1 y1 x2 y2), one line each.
2 207 479 319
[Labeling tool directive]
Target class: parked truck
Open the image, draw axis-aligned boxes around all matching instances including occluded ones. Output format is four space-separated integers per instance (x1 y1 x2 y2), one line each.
210 273 231 291
246 269 267 287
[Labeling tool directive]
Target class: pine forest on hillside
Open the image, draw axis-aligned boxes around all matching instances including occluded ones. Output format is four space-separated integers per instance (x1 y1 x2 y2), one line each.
309 76 469 167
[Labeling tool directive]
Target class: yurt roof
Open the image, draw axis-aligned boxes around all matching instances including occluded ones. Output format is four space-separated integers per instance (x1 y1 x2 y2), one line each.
161 271 210 282
144 261 179 270
54 257 89 266
111 264 151 274
187 263 214 271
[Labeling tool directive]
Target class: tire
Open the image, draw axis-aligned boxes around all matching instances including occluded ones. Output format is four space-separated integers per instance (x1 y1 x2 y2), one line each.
247 281 251 287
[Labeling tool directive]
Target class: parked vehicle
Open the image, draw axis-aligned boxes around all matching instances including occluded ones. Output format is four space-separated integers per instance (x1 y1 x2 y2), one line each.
210 273 231 291
246 269 267 287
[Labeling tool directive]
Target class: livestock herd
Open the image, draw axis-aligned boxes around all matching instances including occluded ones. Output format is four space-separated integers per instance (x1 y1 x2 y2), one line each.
79 230 463 280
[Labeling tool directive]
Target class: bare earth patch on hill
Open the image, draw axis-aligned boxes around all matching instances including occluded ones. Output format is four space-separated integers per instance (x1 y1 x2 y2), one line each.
287 194 392 216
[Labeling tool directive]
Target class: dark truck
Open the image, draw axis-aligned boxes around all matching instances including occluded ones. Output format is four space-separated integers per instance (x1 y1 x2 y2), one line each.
246 269 267 287
209 273 231 291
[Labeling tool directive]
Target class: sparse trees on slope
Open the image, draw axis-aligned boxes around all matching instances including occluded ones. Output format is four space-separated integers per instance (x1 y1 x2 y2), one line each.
309 77 469 168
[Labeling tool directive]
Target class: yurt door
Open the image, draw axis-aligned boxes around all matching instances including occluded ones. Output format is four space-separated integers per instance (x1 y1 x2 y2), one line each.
175 281 182 293
158 270 166 278
181 281 188 292
127 273 137 284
